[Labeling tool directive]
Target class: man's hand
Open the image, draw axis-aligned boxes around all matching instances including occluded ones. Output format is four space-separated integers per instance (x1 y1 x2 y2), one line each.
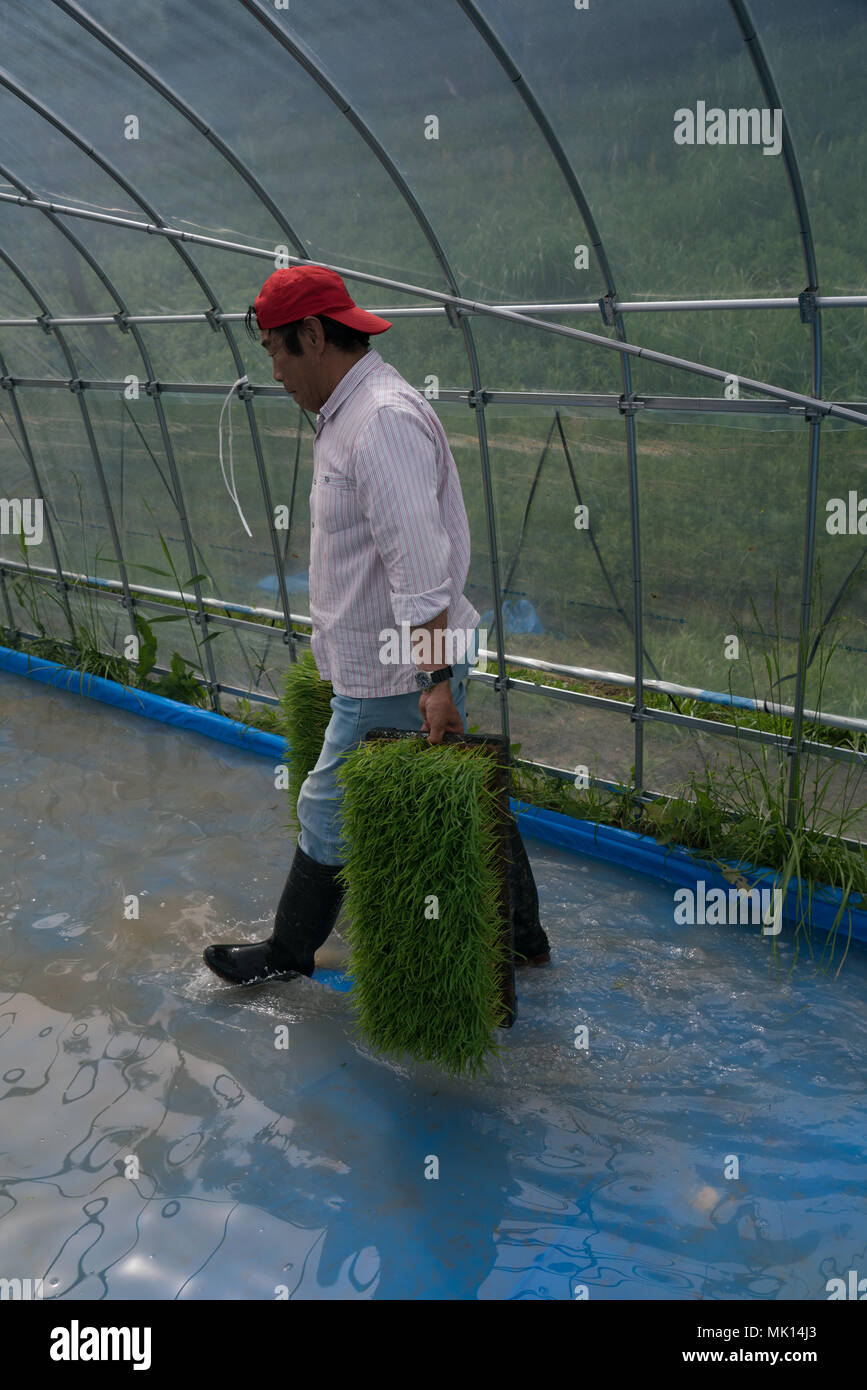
420 682 464 744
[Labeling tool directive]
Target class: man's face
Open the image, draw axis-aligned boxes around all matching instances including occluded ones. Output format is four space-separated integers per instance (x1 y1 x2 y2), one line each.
262 322 320 411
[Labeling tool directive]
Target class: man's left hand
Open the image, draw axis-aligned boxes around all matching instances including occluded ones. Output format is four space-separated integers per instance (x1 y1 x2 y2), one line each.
420 682 464 744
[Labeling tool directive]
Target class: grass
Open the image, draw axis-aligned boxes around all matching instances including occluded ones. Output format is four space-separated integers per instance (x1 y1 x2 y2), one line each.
4 481 128 678
334 736 512 1079
278 647 334 829
4 478 220 707
505 586 867 976
517 761 867 967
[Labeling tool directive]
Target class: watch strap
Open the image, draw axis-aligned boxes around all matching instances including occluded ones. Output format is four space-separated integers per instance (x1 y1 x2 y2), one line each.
416 664 454 688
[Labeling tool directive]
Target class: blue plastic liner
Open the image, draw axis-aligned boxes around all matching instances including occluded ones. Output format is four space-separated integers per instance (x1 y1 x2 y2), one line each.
0 644 284 758
510 800 867 945
3 643 864 945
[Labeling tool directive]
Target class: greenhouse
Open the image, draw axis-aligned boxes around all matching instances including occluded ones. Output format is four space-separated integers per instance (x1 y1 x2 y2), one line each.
1 0 866 1317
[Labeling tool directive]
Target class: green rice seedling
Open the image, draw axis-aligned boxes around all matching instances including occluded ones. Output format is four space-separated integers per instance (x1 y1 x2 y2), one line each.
705 583 867 974
279 647 334 829
231 695 285 734
7 529 80 666
106 504 221 698
335 736 512 1079
7 479 132 680
632 576 867 975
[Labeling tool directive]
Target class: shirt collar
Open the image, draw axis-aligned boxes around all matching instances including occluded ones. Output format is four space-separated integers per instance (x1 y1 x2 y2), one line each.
316 348 382 428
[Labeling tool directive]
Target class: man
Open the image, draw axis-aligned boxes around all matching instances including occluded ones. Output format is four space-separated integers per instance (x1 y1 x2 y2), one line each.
204 264 550 988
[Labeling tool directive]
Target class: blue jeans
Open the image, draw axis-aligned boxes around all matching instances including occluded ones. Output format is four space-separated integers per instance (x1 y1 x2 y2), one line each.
296 633 476 866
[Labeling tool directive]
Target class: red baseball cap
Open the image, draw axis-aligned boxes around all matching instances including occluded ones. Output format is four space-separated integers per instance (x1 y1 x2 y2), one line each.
254 265 392 335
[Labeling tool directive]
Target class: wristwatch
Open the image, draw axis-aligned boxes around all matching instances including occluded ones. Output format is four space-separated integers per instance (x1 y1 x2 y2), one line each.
415 665 454 691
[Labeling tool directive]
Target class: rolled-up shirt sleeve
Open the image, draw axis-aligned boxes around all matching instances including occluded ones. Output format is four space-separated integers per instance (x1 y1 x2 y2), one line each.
353 404 453 626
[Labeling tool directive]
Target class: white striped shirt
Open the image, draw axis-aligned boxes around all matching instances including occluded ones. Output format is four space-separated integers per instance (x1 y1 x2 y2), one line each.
307 348 480 697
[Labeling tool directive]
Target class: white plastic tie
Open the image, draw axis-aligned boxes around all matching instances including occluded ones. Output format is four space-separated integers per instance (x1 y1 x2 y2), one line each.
218 375 253 538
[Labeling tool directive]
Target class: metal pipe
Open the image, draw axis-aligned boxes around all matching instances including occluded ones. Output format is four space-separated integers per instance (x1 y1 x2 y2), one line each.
470 671 867 768
3 189 864 426
788 405 824 823
0 565 15 633
11 24 307 668
0 245 139 631
3 374 867 418
239 0 515 747
0 155 227 712
641 705 866 768
454 0 651 789
3 295 867 328
0 66 304 677
622 385 645 790
455 0 619 291
2 160 225 705
49 0 308 259
0 68 279 395
464 360 512 752
10 595 863 771
0 341 77 643
4 559 865 733
727 0 826 830
729 0 819 291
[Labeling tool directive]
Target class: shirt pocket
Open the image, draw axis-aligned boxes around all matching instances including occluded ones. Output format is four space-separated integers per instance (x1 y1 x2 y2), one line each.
314 472 359 534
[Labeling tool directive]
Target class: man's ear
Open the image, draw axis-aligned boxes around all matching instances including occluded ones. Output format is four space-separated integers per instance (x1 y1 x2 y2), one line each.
301 315 325 353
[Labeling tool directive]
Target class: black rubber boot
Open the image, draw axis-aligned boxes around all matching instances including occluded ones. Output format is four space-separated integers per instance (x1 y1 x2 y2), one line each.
506 818 551 967
203 843 347 986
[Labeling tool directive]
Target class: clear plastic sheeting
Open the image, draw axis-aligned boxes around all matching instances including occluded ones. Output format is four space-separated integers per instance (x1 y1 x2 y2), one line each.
0 1 865 809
